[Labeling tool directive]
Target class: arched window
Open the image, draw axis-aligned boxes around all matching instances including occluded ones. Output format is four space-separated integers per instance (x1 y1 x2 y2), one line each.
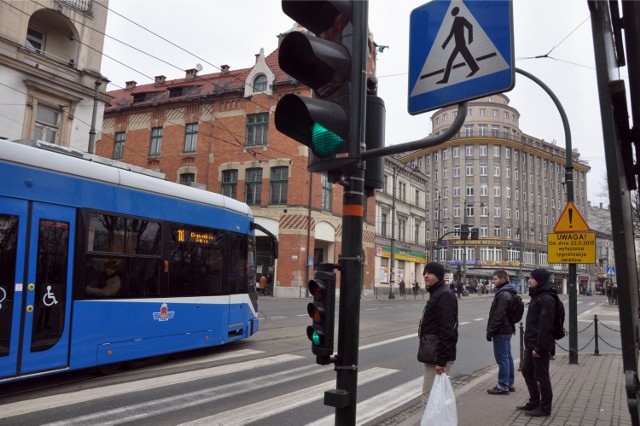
253 75 267 92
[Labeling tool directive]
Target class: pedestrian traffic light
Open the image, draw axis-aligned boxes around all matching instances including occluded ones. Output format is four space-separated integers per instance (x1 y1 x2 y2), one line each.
470 227 479 240
306 265 336 364
275 0 361 175
460 224 470 240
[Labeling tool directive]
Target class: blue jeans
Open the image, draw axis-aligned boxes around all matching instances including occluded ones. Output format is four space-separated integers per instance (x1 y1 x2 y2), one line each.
493 334 514 391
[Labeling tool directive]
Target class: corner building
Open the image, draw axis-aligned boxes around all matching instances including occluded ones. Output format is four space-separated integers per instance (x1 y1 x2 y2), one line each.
402 94 591 291
97 42 378 297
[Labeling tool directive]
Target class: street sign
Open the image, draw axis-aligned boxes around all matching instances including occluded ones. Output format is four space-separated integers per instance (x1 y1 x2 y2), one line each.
553 201 590 232
606 266 616 276
408 0 514 114
548 232 596 264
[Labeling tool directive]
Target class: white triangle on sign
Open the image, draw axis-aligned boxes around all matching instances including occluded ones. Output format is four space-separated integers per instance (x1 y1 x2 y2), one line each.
411 1 510 97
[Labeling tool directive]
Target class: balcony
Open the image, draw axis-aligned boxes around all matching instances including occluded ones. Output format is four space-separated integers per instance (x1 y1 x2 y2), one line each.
56 0 92 14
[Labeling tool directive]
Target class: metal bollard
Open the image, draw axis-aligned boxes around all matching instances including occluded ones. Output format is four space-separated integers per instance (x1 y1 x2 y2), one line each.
594 314 600 355
518 322 524 371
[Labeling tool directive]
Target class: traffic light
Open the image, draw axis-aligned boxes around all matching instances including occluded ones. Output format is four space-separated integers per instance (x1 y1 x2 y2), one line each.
275 1 361 175
470 227 479 240
460 224 470 240
306 264 336 364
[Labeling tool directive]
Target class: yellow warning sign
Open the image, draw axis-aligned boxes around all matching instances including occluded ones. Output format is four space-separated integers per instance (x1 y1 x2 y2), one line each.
548 232 596 264
553 201 590 232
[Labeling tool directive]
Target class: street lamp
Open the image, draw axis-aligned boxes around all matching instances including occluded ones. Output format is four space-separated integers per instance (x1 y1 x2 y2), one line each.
389 165 398 299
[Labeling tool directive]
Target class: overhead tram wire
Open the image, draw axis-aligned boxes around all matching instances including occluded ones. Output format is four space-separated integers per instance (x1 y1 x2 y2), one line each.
3 1 312 173
93 1 281 108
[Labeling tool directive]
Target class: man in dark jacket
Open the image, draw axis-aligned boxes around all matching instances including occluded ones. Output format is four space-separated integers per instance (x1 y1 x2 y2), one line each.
517 268 556 417
486 269 517 395
418 262 458 403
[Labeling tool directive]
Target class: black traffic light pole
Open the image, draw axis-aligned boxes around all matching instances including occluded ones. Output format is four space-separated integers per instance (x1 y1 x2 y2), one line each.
330 2 368 424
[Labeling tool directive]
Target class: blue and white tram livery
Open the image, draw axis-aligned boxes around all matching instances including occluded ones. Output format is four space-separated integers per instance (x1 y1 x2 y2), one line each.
0 140 276 382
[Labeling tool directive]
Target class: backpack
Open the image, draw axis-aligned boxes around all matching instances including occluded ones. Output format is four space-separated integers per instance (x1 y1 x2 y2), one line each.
507 292 525 324
542 293 566 339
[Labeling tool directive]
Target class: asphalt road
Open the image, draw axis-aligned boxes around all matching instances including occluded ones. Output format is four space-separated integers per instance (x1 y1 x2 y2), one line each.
0 294 618 425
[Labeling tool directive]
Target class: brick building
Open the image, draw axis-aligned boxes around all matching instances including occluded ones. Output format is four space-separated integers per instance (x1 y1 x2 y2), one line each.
96 41 378 297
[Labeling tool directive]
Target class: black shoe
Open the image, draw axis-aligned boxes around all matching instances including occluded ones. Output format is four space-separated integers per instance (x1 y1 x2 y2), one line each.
524 408 550 417
509 387 516 392
516 402 539 411
487 386 509 395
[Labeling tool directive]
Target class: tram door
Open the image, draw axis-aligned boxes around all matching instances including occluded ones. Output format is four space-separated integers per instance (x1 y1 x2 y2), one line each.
0 199 75 378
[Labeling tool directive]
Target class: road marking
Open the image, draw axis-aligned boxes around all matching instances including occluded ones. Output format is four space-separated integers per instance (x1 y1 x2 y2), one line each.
43 364 332 426
360 334 414 350
308 377 423 426
179 367 397 426
459 321 471 325
473 318 485 322
118 349 263 373
365 308 380 311
270 316 287 319
0 354 303 419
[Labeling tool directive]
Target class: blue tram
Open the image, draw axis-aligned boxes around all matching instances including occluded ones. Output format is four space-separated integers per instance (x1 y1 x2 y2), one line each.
0 140 276 382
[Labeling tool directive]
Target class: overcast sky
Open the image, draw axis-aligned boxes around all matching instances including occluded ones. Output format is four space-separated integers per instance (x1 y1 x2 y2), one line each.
101 0 615 207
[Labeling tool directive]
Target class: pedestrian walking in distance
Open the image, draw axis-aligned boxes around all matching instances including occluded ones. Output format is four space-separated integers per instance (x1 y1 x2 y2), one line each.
418 262 458 403
517 268 556 417
486 269 517 395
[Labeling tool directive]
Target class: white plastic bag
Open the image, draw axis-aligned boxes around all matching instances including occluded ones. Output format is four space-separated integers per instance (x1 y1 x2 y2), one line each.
420 374 457 426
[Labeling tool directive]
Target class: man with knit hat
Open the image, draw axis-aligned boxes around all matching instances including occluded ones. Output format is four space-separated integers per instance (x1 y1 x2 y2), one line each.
517 267 556 417
418 262 458 403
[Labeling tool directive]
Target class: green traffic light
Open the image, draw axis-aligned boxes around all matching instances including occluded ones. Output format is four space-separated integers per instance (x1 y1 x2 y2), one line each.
311 122 344 157
311 329 321 346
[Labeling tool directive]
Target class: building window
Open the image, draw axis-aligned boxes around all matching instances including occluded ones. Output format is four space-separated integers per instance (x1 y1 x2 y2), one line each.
494 226 501 237
466 185 474 196
398 217 406 241
494 165 501 177
184 123 198 152
480 184 488 196
494 206 501 217
479 144 488 156
322 174 332 211
270 166 288 205
492 109 499 117
442 148 448 160
492 125 500 137
453 165 460 177
113 132 125 159
33 104 59 143
221 169 238 199
245 168 262 205
453 186 460 197
179 173 195 185
466 163 474 176
253 75 267 92
415 220 421 244
479 108 486 116
149 127 162 156
480 163 488 176
246 113 269 146
453 146 460 158
478 124 487 136
381 212 387 237
465 125 473 137
466 145 474 156
25 27 44 53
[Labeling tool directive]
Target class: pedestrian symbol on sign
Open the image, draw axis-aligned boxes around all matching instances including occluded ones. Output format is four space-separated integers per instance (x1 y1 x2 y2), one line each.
436 6 479 84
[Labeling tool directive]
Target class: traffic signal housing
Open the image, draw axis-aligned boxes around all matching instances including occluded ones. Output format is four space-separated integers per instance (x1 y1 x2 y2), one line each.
460 224 470 241
306 264 336 364
275 1 360 175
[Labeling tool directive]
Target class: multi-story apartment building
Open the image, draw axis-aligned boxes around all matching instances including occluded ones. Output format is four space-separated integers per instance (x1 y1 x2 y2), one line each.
399 94 591 292
96 40 379 297
0 0 110 150
374 156 429 295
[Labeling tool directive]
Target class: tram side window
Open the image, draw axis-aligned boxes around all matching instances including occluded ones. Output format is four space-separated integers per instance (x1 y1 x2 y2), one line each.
85 213 161 298
0 215 19 356
169 224 224 297
228 232 248 294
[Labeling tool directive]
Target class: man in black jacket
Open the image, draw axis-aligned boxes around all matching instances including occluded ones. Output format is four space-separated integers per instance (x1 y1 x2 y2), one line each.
418 262 458 403
486 269 517 395
517 268 556 417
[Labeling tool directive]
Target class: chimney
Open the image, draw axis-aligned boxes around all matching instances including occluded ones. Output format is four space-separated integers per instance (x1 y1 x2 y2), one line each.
154 75 166 85
125 81 137 90
185 68 198 80
599 203 603 209
255 53 260 64
221 64 230 75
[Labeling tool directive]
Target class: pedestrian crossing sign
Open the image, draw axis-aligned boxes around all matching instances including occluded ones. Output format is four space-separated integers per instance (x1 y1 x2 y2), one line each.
408 0 514 114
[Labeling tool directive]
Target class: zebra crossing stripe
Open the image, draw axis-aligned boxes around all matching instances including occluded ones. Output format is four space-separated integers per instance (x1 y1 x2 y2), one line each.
179 367 397 426
0 353 300 419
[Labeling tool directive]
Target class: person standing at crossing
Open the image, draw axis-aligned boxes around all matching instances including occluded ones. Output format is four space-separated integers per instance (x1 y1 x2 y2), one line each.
486 269 518 395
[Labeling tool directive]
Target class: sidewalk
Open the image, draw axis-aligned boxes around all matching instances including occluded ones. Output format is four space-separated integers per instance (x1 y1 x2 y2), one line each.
397 353 630 426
